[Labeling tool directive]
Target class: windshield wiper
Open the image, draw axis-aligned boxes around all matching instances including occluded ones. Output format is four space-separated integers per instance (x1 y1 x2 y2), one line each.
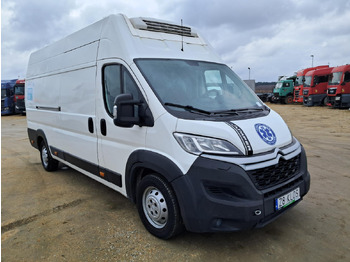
213 107 264 114
164 103 212 115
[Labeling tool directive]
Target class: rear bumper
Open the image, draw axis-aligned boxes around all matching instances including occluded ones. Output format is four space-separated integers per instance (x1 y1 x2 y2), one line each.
172 146 310 233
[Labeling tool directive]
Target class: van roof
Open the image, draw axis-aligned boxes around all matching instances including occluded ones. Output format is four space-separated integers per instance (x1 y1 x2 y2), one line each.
27 14 222 79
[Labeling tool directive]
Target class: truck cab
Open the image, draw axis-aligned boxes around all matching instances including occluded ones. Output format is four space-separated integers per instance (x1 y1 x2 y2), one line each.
272 76 295 104
327 64 350 108
303 67 333 106
14 79 26 114
1 79 17 115
294 66 328 103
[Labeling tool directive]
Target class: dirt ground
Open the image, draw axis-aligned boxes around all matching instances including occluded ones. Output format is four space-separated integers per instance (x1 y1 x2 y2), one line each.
1 104 350 262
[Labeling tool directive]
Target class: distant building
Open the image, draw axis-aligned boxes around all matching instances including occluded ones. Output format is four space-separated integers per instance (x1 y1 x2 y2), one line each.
244 80 256 91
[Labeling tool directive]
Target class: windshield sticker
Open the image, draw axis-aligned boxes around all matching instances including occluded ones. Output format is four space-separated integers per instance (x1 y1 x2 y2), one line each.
255 123 276 145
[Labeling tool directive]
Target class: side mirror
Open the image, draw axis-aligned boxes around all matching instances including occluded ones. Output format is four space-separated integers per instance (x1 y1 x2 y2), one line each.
113 93 154 128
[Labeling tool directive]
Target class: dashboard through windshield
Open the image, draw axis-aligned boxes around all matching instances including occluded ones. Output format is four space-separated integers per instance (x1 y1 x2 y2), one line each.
135 59 268 120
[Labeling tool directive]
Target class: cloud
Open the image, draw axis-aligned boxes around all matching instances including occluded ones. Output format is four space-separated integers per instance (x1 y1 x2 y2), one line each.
1 0 350 81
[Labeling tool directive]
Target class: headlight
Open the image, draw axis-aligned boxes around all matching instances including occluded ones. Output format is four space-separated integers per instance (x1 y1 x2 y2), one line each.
174 133 243 155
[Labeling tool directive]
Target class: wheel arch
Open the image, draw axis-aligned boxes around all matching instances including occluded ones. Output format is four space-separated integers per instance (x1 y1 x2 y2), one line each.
125 150 184 203
27 128 48 151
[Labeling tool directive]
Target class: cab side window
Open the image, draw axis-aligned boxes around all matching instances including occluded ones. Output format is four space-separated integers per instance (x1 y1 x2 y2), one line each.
103 64 140 116
344 72 350 82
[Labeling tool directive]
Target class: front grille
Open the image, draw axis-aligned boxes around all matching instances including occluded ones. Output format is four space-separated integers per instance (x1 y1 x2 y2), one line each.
303 90 309 96
294 90 300 99
16 99 25 107
247 155 300 190
327 88 336 95
142 19 194 37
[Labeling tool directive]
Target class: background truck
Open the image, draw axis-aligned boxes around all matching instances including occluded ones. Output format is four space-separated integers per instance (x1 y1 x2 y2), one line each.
294 65 329 103
14 79 26 114
272 75 296 104
1 79 17 115
327 64 350 108
303 67 333 106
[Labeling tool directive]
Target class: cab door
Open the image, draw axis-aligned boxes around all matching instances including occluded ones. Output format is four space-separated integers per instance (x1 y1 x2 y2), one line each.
95 59 148 195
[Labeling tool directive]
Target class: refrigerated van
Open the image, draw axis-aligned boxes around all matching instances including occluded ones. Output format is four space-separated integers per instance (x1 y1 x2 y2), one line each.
26 14 310 239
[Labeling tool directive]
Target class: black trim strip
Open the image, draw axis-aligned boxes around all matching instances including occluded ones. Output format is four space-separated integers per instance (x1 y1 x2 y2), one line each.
225 122 253 156
50 146 122 187
36 106 61 111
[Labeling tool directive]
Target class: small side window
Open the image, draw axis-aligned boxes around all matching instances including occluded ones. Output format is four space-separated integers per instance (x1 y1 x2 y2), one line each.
103 64 141 116
103 65 122 115
344 72 350 82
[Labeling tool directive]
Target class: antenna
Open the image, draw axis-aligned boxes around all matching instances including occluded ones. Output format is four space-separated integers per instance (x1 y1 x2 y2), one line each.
181 19 184 52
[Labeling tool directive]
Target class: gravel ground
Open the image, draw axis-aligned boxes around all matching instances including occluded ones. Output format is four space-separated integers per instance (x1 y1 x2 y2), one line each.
1 104 350 261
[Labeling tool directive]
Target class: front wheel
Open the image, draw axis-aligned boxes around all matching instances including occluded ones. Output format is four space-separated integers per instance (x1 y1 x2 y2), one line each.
40 141 59 171
136 174 184 239
284 95 293 104
323 97 328 106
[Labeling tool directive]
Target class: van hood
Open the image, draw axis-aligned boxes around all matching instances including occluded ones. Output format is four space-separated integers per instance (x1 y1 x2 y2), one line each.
175 110 292 155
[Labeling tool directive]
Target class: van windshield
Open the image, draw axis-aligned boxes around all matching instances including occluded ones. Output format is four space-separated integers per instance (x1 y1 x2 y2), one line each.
135 59 266 119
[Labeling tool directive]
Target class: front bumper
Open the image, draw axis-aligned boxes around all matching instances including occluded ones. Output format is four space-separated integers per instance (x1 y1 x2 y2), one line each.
172 143 310 233
328 94 350 108
303 94 326 106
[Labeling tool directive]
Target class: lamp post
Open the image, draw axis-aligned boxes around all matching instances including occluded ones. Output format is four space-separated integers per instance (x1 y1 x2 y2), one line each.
248 67 251 80
311 55 314 67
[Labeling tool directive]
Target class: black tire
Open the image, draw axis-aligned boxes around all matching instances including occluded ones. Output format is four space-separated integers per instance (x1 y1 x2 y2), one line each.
323 97 328 106
136 174 184 239
40 141 59 171
284 95 293 104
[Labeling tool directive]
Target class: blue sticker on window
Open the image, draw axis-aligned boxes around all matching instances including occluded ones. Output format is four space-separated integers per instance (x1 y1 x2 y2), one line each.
255 123 276 145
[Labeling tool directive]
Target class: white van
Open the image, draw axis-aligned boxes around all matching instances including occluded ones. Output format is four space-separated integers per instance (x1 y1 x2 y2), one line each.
26 14 310 239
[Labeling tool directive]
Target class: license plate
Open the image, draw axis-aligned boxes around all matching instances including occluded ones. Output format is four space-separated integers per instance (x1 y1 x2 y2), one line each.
275 188 300 211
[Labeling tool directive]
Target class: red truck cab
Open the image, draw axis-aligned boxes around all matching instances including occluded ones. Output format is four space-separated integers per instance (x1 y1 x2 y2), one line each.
14 79 26 114
294 65 328 103
327 65 350 108
303 67 333 106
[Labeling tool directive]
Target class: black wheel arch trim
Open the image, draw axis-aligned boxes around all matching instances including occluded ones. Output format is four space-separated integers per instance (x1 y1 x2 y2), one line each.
27 128 49 151
125 150 185 203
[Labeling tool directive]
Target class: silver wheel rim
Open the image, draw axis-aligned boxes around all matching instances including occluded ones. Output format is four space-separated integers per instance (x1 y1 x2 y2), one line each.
41 146 49 168
142 186 168 229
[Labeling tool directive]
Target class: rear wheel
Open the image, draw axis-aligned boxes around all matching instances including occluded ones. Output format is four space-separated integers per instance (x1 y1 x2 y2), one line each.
40 141 59 171
136 174 184 239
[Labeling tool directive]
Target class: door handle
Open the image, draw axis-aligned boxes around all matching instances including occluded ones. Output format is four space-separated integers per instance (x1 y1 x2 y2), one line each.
100 119 107 136
88 117 94 133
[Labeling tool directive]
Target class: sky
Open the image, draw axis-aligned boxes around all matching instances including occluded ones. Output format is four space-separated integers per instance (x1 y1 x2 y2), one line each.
1 0 350 82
